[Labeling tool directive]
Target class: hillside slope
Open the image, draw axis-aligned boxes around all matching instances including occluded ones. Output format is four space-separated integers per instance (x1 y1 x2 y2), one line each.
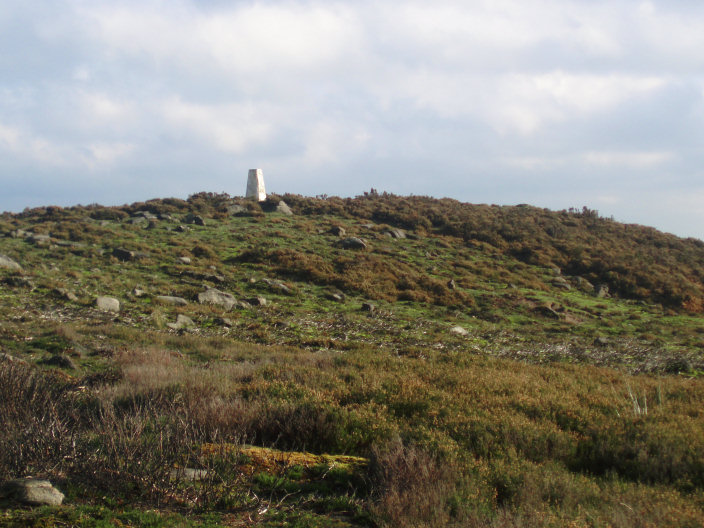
1 192 703 527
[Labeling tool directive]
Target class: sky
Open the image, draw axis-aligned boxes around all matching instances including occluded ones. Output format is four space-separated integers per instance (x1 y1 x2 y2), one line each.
1 0 704 240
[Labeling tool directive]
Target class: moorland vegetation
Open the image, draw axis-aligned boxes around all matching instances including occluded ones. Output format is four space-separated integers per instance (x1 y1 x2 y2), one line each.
1 191 703 527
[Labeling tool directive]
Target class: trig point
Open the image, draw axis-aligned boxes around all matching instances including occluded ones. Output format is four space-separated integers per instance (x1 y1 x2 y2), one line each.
246 169 267 201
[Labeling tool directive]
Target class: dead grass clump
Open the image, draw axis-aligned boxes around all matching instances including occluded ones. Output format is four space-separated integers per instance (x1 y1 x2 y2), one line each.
367 442 461 527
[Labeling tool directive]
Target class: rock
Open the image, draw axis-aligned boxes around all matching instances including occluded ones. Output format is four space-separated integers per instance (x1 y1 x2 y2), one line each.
226 204 247 216
154 295 189 306
384 228 406 239
198 288 237 311
169 467 209 481
167 314 196 330
447 279 456 290
132 210 157 220
550 266 561 276
9 229 28 238
326 292 345 302
174 225 189 233
329 226 346 237
112 248 135 261
275 201 293 215
260 278 292 295
0 254 22 270
551 276 571 290
361 302 376 313
96 296 120 312
449 326 468 336
39 354 76 369
53 288 78 302
132 287 146 298
338 237 367 250
0 478 64 506
247 296 267 307
595 284 610 298
158 213 173 222
178 256 192 265
184 213 205 226
28 234 51 245
126 217 148 226
215 317 234 327
575 277 594 292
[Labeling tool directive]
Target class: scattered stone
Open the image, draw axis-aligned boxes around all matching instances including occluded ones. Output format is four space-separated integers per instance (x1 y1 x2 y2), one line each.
550 266 561 276
54 288 78 302
329 226 346 237
178 256 192 265
126 217 148 226
158 213 174 222
575 277 595 292
447 279 456 290
326 292 346 302
449 326 469 336
155 295 189 306
361 302 376 313
338 237 367 250
169 467 209 481
9 229 28 238
260 278 292 295
247 296 267 307
275 200 293 215
215 317 234 327
0 254 22 270
174 225 189 233
39 354 76 369
132 210 157 220
96 296 120 313
184 213 205 226
384 228 406 239
132 287 146 298
167 314 196 330
226 204 247 216
595 284 610 298
112 248 135 261
198 288 237 311
551 276 571 290
27 234 51 245
0 478 64 506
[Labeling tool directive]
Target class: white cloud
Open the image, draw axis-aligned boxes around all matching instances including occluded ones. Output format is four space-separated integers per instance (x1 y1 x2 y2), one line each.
160 97 275 153
582 150 674 168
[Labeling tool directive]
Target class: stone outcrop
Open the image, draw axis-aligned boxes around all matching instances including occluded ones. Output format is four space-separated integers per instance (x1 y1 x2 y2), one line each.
0 478 64 506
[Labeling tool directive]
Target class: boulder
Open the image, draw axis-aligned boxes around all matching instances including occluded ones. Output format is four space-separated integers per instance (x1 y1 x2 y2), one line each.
184 213 205 226
326 292 345 302
154 295 189 306
167 314 196 330
96 296 120 313
53 288 78 302
260 278 292 295
329 226 346 237
169 467 209 481
198 288 237 311
0 478 64 506
595 284 610 298
226 204 247 216
449 326 469 336
338 237 367 250
0 254 21 270
384 228 406 239
177 256 192 265
447 279 457 290
361 302 376 313
174 225 189 233
247 296 267 307
275 201 293 215
551 276 571 290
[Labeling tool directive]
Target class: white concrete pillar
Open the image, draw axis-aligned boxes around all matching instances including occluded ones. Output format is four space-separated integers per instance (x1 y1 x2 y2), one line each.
246 169 266 201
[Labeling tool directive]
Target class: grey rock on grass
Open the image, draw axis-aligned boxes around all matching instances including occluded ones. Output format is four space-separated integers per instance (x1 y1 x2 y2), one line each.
198 288 237 310
155 295 189 306
0 478 64 506
96 296 120 312
0 254 21 270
